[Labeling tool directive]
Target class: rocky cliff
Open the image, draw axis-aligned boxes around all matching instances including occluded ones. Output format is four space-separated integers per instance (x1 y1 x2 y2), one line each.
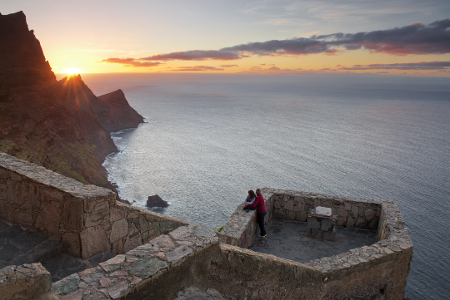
0 11 144 188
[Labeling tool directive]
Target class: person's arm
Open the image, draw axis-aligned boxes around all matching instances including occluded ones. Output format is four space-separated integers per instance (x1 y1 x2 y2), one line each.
247 196 260 209
246 197 256 205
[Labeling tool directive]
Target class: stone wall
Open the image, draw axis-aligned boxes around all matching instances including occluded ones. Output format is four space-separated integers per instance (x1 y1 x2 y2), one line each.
206 243 323 300
0 263 55 300
51 224 219 300
218 189 274 248
270 189 382 230
0 152 188 259
219 188 413 299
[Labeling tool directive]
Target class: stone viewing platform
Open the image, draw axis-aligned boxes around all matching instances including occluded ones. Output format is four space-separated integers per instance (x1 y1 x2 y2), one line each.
250 219 378 263
0 152 413 300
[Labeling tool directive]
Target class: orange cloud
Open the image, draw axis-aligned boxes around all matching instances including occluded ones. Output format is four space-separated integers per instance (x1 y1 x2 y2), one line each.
101 58 162 67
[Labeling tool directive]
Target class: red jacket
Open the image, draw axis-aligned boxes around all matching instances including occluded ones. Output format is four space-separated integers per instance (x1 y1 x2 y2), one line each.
248 194 266 213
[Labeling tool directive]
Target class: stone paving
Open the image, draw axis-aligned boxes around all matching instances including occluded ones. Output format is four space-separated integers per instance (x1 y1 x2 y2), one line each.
249 219 378 264
0 219 115 282
0 219 61 269
44 251 116 282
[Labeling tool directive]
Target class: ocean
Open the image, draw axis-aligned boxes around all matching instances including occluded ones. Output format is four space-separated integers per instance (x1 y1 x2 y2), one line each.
81 73 450 300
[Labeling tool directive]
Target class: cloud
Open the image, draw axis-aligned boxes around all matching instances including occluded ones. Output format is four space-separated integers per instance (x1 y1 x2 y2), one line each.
310 19 450 55
339 61 450 70
171 66 224 72
221 64 238 67
101 19 450 68
101 58 162 67
241 65 303 74
140 50 241 61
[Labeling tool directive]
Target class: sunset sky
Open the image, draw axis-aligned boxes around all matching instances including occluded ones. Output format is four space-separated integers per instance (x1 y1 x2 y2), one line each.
3 0 450 76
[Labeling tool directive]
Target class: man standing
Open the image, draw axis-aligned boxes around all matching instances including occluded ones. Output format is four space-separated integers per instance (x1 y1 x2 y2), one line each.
245 188 267 237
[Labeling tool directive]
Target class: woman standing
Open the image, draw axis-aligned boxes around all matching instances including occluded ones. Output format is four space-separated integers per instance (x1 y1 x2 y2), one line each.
244 188 267 237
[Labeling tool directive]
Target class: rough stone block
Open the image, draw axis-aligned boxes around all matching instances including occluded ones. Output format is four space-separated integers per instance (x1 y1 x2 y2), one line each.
110 219 128 243
288 211 296 220
51 273 80 296
346 216 355 228
369 217 379 230
0 263 52 300
320 219 334 231
130 258 168 279
34 202 62 236
160 221 177 234
284 200 294 211
293 203 302 212
110 206 128 222
365 208 376 221
7 180 17 204
351 205 359 217
356 217 367 228
13 206 33 228
166 245 194 263
358 206 365 217
84 201 110 227
99 255 126 272
137 216 150 232
28 183 42 208
108 280 129 299
123 232 142 253
147 222 161 240
61 198 83 231
80 225 111 259
42 188 64 202
111 238 124 254
0 168 8 180
338 206 347 218
307 217 320 229
151 234 177 250
310 228 323 239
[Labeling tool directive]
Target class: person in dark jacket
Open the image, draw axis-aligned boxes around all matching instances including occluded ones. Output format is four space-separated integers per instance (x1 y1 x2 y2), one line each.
244 188 267 237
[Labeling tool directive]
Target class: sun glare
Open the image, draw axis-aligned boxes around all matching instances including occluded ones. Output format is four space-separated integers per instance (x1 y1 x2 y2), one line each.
62 67 83 75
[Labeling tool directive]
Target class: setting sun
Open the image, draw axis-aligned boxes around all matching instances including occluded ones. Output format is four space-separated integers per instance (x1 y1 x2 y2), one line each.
61 67 83 75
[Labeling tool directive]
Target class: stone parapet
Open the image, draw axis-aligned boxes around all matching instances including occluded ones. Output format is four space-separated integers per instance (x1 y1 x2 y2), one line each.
218 189 273 248
51 224 219 300
268 188 382 230
0 152 188 259
219 188 412 299
207 243 323 299
0 263 55 300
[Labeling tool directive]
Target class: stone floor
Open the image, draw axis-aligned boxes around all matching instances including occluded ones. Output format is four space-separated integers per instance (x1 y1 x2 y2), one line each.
0 220 115 282
174 286 236 300
249 219 378 264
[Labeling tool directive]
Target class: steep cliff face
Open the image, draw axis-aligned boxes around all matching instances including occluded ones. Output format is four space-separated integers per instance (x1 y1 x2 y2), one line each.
0 11 55 88
95 89 144 133
0 11 144 188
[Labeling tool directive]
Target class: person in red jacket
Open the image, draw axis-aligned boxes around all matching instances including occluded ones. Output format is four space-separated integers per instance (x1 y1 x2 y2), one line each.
244 188 267 237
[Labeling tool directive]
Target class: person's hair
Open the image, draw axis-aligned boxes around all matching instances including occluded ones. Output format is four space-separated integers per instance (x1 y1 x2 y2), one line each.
248 189 256 199
256 188 261 195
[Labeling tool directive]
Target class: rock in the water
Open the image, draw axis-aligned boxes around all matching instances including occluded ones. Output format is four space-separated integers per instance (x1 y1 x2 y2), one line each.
147 195 169 208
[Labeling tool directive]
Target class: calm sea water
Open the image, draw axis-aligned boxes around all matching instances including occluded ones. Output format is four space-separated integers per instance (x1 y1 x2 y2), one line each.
82 73 450 300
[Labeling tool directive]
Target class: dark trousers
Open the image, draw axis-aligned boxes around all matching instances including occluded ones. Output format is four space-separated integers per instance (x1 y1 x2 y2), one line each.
257 211 267 236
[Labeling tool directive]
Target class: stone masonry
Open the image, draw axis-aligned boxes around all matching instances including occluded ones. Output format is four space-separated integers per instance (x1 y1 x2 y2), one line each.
0 263 54 300
0 152 413 299
219 188 413 299
0 152 188 259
